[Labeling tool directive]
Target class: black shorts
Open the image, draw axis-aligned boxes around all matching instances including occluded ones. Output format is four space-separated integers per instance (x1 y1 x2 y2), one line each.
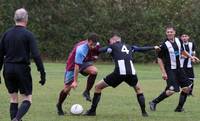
183 67 194 80
3 63 32 95
165 68 191 92
79 61 93 76
103 72 138 88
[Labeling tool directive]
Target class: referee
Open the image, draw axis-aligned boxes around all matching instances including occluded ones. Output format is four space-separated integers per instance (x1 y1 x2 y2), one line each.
0 8 46 121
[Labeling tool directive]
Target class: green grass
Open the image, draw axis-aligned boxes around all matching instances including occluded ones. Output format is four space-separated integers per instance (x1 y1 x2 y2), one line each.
0 63 200 121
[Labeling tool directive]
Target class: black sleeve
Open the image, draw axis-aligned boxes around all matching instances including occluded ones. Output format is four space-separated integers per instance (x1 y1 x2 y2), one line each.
98 46 109 53
132 45 154 52
29 33 45 73
179 38 185 51
192 41 196 51
0 33 6 71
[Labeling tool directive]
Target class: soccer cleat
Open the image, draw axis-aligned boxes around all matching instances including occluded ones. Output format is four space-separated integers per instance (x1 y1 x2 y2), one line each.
82 91 92 102
149 101 157 111
83 109 96 116
56 104 65 115
142 111 149 117
174 108 184 112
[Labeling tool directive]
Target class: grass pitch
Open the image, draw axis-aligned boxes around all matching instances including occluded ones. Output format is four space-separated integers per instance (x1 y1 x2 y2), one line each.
0 63 200 121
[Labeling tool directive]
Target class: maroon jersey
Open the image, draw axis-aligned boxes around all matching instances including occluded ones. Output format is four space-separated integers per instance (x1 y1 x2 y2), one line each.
65 41 100 71
84 43 100 62
66 40 87 71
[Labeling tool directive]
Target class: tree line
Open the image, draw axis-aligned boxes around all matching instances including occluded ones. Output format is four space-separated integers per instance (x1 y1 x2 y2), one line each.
0 0 199 62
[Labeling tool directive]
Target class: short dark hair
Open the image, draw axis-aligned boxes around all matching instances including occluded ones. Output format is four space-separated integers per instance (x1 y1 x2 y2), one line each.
109 30 121 38
88 32 99 43
165 25 176 31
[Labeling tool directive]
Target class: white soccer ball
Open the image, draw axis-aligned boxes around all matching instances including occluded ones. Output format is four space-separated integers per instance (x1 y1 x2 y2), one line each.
70 104 84 115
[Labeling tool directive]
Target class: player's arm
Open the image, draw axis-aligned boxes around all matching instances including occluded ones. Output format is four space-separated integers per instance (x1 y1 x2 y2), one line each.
157 44 167 80
182 50 200 63
72 46 88 88
157 57 167 80
98 46 112 53
132 45 160 52
0 42 4 72
72 64 79 88
192 42 196 56
0 33 6 84
180 40 199 62
191 42 200 62
29 33 46 85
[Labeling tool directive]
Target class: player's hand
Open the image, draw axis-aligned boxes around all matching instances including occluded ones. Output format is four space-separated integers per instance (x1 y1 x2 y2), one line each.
154 46 161 51
39 71 46 86
162 73 168 80
191 56 200 63
71 81 78 89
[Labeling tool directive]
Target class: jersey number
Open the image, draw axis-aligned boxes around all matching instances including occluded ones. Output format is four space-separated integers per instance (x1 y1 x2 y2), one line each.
121 45 129 54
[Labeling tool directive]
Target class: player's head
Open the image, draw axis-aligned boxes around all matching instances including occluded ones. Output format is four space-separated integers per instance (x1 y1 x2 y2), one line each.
108 31 121 45
87 32 99 49
14 8 28 26
165 26 176 40
180 33 190 43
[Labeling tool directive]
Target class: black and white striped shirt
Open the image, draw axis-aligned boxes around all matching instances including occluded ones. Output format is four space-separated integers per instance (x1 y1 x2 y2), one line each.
102 41 136 75
180 42 196 68
158 37 184 70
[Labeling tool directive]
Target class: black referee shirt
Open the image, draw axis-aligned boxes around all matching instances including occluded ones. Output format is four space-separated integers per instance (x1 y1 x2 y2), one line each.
0 25 44 72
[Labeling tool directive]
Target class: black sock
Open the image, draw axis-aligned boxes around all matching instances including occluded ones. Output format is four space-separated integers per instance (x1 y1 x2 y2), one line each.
15 100 31 120
86 74 97 92
10 103 18 120
152 91 168 104
57 90 68 106
176 91 187 109
90 93 101 112
137 93 146 113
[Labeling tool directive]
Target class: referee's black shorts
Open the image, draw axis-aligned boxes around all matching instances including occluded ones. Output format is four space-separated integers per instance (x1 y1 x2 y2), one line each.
3 63 32 95
103 72 138 88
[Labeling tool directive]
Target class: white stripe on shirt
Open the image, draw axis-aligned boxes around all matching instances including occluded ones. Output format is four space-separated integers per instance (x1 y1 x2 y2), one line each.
118 60 126 75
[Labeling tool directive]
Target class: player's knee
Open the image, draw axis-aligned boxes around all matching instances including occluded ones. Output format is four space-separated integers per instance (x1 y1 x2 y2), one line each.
10 97 18 103
134 86 142 93
63 87 70 93
95 85 101 91
21 94 32 103
90 69 98 75
166 90 175 96
10 93 18 103
182 87 190 94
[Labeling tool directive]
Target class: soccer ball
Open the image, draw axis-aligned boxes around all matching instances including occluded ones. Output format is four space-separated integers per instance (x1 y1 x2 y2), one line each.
70 104 84 115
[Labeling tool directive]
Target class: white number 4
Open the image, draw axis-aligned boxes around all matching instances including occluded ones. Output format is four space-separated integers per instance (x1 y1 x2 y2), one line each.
121 45 129 54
